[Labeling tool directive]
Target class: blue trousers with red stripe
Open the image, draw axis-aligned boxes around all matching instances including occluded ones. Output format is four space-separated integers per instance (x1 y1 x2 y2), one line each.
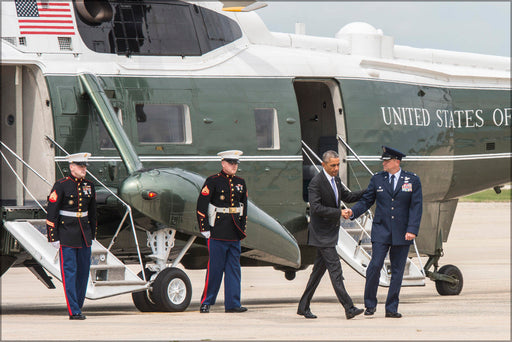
201 239 241 310
60 242 91 315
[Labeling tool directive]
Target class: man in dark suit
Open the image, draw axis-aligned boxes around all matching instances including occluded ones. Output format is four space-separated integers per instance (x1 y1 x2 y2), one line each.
343 146 422 318
297 150 365 320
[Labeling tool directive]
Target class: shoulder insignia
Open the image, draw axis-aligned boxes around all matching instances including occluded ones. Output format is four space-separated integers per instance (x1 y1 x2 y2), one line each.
49 190 58 203
201 185 210 196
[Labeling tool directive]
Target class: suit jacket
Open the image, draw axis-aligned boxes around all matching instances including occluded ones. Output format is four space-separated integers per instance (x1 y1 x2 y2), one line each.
351 170 422 246
308 172 365 247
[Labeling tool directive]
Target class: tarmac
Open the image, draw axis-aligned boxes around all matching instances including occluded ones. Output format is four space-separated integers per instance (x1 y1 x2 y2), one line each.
1 202 510 341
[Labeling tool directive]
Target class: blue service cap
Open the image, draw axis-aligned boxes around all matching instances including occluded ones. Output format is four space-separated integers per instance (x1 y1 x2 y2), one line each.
380 146 405 161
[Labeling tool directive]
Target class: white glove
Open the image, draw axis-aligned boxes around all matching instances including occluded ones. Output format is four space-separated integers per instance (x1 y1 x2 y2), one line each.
201 231 211 239
50 241 60 249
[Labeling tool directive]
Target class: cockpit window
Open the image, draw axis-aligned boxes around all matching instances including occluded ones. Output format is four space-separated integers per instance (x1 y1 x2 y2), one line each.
75 1 242 56
135 104 191 144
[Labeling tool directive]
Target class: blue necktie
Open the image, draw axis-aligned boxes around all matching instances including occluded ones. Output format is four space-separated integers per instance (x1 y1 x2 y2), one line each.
331 177 338 205
390 174 395 192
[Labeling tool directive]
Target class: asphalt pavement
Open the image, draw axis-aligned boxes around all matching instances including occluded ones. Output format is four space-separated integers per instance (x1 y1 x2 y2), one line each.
1 202 510 341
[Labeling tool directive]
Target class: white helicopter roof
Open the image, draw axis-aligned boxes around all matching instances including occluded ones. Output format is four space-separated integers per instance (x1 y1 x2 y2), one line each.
1 0 509 89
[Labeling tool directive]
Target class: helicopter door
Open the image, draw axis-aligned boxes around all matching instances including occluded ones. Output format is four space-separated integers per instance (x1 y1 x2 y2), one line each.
0 65 55 206
293 79 347 201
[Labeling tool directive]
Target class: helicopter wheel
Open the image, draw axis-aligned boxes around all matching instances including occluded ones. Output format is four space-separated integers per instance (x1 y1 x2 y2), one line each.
435 264 463 295
285 270 296 280
132 269 160 312
151 267 192 312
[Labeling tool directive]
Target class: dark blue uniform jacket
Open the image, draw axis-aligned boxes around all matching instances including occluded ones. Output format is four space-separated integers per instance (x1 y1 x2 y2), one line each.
196 171 248 241
351 170 422 246
46 176 97 247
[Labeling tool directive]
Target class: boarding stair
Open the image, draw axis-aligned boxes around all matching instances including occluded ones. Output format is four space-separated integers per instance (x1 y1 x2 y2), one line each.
302 138 425 287
1 140 148 299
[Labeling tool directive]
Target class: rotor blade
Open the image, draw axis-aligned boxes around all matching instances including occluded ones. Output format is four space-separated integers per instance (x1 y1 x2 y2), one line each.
221 1 267 12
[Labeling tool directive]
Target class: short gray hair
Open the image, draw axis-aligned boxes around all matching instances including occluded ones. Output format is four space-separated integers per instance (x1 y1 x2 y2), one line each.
322 150 339 163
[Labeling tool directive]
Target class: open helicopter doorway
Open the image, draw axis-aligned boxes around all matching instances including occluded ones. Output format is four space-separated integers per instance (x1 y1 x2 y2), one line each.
0 65 55 206
293 79 348 201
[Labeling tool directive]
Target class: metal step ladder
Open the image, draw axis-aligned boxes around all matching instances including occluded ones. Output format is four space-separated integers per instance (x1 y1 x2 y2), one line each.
302 138 425 287
2 134 149 298
338 217 425 286
4 219 147 299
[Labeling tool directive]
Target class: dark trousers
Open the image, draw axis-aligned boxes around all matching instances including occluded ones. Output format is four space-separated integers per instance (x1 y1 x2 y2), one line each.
59 242 91 315
364 242 409 313
298 247 354 312
200 239 241 310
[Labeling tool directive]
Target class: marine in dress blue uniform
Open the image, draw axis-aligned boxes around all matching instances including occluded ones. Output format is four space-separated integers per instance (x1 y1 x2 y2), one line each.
345 146 422 318
46 153 96 320
197 150 248 313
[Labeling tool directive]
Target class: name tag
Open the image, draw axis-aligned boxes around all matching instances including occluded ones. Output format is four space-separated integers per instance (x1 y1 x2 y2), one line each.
377 186 384 192
401 183 412 192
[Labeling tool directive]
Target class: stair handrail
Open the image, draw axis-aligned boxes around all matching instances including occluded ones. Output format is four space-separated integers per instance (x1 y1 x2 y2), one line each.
0 144 48 213
0 140 53 187
336 135 425 276
44 136 147 282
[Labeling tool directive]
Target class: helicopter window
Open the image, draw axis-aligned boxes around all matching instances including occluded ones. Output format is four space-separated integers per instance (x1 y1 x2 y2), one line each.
135 104 191 144
254 108 280 150
75 1 243 56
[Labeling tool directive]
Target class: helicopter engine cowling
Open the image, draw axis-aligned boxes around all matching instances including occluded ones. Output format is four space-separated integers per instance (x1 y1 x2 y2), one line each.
119 167 301 268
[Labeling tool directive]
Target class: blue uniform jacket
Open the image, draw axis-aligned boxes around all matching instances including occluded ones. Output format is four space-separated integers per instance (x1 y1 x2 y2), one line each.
350 170 422 246
196 171 248 241
46 176 97 247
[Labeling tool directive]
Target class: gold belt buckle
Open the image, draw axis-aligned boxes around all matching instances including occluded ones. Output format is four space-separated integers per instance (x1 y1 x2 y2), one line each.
76 212 82 218
229 207 237 214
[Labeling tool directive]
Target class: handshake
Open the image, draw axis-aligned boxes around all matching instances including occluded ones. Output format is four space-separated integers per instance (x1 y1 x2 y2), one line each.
341 208 353 220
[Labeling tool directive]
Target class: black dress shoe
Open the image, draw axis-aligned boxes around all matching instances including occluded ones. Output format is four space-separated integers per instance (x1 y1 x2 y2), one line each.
297 309 317 319
225 306 247 313
69 313 86 320
364 307 376 316
385 311 402 318
200 304 210 313
345 306 364 319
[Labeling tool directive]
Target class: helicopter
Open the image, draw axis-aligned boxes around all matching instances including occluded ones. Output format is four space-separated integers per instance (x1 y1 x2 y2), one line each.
1 0 510 312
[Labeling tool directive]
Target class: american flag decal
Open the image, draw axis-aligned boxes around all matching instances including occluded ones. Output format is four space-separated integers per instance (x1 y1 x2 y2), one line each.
16 0 75 35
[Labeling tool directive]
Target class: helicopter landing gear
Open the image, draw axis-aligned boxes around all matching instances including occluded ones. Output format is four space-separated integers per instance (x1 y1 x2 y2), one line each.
424 253 463 296
285 270 296 280
152 267 192 311
131 228 196 312
434 264 463 295
132 269 159 312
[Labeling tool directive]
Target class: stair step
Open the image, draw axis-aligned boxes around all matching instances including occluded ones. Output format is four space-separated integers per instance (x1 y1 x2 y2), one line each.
361 244 372 251
343 228 365 234
402 275 425 281
93 280 146 286
90 264 126 270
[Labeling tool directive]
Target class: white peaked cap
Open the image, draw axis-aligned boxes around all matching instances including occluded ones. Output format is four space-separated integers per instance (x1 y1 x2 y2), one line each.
217 150 243 160
66 152 92 164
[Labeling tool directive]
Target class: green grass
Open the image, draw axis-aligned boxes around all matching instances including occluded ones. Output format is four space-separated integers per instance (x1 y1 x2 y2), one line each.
460 188 511 202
